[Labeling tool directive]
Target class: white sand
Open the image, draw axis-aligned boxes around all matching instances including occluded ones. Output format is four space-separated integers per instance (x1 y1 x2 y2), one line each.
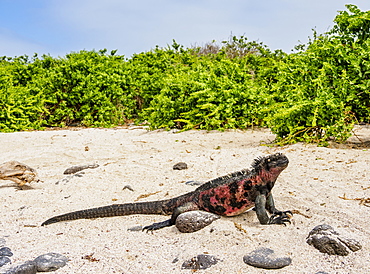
0 126 369 273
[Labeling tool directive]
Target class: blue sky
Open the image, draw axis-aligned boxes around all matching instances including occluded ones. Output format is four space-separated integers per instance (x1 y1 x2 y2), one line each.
1 0 370 58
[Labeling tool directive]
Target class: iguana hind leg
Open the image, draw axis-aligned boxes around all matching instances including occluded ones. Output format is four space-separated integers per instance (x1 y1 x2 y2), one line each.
142 202 198 231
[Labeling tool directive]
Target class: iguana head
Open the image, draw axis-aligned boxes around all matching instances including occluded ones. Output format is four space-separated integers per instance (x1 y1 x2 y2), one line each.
251 153 289 189
252 153 289 173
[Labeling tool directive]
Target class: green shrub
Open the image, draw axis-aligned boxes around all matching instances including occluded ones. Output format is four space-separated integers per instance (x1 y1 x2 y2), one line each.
262 4 370 143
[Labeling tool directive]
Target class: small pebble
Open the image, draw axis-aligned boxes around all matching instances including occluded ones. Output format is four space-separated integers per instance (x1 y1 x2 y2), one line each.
0 247 13 257
307 224 362 256
63 163 99 174
33 253 68 272
184 181 203 186
182 254 220 270
173 162 188 170
0 256 11 267
243 247 292 269
172 257 179 263
127 225 143 232
5 260 37 274
175 211 220 233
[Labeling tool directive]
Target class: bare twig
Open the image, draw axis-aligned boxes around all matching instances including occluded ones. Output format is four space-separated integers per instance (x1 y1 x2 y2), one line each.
339 194 370 207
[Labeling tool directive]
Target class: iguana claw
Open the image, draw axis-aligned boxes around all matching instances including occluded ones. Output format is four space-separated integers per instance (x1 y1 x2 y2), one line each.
268 211 293 225
142 219 172 232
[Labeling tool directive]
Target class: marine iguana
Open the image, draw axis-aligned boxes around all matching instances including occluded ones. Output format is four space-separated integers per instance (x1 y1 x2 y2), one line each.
42 153 292 230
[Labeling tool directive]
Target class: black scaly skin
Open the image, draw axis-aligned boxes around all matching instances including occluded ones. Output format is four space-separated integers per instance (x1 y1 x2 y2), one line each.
41 153 292 231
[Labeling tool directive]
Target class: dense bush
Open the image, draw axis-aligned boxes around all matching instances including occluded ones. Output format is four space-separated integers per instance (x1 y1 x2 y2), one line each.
0 50 133 130
0 56 46 131
142 46 267 130
261 4 370 143
0 4 369 144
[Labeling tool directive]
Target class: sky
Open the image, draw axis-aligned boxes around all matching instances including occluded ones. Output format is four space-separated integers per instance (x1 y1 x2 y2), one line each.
1 0 370 58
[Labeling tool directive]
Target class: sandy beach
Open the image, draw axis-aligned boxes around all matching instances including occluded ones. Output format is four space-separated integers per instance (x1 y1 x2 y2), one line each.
0 126 369 273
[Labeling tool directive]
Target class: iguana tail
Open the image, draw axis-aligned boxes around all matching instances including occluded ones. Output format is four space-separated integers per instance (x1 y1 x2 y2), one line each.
41 200 168 226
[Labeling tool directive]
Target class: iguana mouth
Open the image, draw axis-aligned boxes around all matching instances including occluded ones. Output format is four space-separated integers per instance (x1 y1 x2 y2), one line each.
278 157 289 167
271 153 289 168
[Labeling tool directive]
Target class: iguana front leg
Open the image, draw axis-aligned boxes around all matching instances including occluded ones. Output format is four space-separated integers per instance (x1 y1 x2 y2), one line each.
255 193 292 225
266 193 292 225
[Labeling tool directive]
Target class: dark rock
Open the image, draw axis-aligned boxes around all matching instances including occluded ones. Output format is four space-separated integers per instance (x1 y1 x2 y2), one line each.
307 224 362 256
243 247 292 269
0 256 11 267
5 260 37 274
339 237 362 252
181 254 220 270
308 235 349 256
184 181 203 186
173 162 188 170
63 163 99 174
33 253 68 272
308 224 338 236
0 247 13 257
175 211 220 233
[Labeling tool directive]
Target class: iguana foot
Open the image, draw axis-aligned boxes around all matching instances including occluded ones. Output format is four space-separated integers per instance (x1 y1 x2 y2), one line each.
142 219 172 232
268 211 293 225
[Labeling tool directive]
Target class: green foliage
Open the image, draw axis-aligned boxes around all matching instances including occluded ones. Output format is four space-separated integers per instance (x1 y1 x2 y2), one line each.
36 51 131 127
331 4 370 43
158 59 261 130
263 4 370 143
1 50 134 129
0 58 45 131
142 38 275 130
0 4 369 145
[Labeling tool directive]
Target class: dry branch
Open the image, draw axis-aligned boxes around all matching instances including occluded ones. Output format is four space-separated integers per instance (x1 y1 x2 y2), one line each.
0 161 39 187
